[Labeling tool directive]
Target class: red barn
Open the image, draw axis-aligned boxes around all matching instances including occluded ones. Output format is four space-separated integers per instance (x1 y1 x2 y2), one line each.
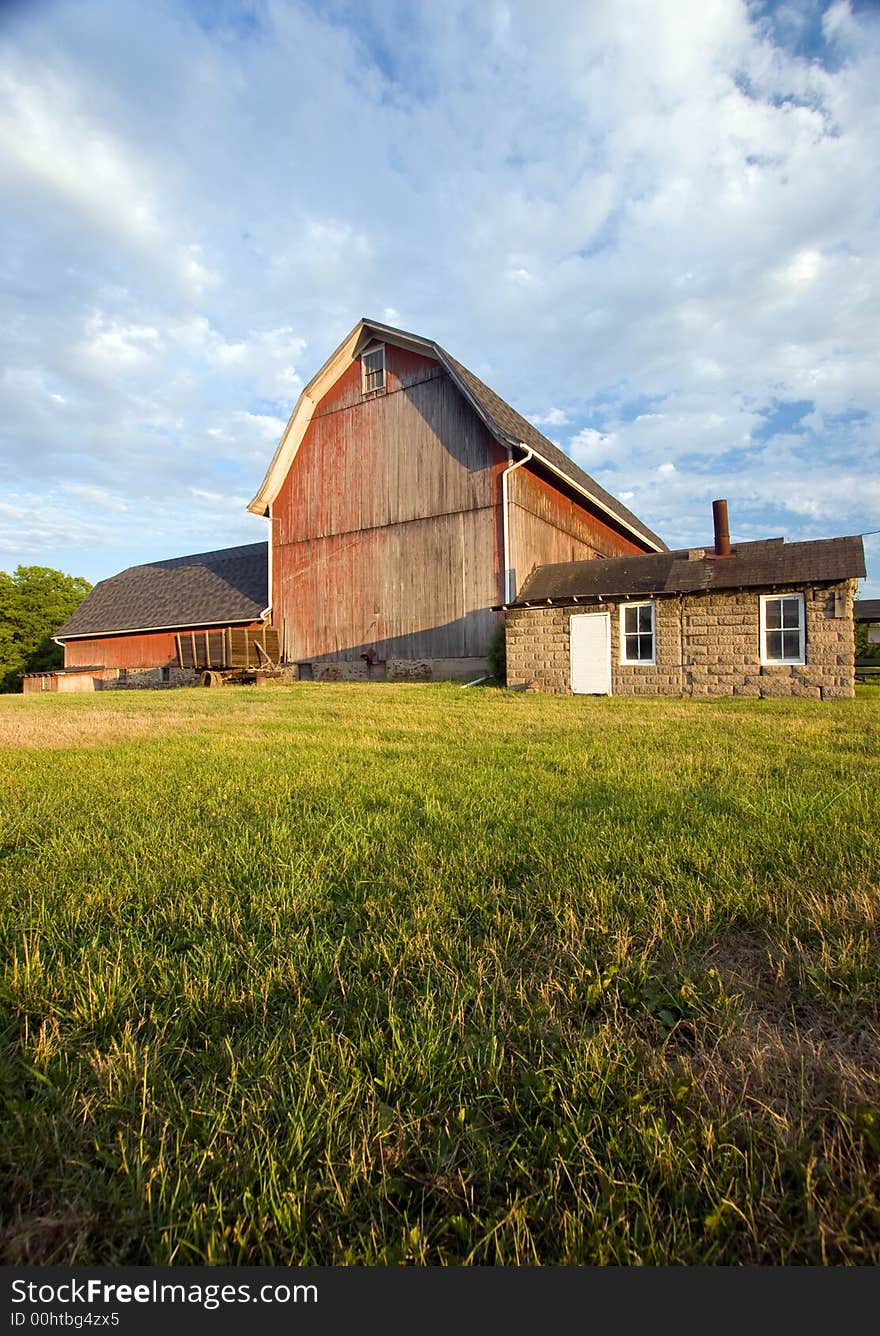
249 318 665 680
41 543 269 691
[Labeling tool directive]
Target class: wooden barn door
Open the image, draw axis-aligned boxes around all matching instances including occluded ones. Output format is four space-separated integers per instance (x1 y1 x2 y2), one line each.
570 613 612 695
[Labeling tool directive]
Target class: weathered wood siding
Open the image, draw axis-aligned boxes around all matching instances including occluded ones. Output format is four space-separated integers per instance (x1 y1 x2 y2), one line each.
509 468 646 593
277 513 498 662
273 345 507 661
64 625 261 669
312 345 443 418
23 671 110 694
275 348 501 544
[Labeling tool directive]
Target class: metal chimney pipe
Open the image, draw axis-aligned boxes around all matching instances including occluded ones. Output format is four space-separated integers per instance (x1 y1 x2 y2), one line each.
712 499 731 557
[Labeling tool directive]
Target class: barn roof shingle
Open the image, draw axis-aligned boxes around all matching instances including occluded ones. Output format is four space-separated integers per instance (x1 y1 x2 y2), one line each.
508 535 866 606
56 542 268 639
854 599 880 622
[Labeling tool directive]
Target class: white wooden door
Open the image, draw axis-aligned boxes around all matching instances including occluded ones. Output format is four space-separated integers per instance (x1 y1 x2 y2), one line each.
570 613 612 695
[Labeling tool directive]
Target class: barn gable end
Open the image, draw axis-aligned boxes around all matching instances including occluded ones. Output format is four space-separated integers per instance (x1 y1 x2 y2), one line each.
252 318 665 677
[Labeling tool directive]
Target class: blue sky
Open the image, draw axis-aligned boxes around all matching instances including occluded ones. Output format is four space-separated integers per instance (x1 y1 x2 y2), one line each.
1 0 878 595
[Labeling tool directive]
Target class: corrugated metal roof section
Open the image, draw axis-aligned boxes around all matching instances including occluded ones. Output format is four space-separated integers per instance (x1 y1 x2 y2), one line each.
509 535 866 605
855 600 880 622
56 542 268 639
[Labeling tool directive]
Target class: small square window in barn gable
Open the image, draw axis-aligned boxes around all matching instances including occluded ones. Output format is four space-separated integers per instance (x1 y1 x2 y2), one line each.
361 344 386 396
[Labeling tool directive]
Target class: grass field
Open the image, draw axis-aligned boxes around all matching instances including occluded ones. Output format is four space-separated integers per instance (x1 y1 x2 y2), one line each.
1 682 879 1265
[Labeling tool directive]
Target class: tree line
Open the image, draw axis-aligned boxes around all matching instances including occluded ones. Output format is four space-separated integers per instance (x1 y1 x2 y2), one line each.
0 566 91 693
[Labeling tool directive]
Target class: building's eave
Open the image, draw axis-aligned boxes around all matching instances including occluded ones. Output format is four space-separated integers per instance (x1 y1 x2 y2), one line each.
56 617 261 642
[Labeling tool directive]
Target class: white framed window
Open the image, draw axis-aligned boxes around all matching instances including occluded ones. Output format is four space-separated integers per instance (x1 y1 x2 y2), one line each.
620 601 656 664
760 592 805 664
361 344 385 395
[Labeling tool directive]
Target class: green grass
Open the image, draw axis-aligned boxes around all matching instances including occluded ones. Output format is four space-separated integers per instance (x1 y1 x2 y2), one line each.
1 682 879 1264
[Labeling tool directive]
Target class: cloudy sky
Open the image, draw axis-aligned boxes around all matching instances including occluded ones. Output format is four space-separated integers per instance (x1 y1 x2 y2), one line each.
1 0 878 594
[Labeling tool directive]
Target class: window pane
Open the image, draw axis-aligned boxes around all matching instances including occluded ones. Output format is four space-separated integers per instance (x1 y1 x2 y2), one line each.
638 605 653 632
638 634 653 660
782 598 800 628
782 630 801 659
624 606 638 633
625 633 639 659
766 630 784 660
765 599 782 630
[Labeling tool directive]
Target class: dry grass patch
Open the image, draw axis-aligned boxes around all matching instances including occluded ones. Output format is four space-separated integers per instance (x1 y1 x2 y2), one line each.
0 706 190 750
0 688 295 750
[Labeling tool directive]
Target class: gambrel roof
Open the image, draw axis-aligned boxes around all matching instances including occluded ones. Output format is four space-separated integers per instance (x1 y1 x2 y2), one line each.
55 542 267 639
248 318 667 553
507 536 866 606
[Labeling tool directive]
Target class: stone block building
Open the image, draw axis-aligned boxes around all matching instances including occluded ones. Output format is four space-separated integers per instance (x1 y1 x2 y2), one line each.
503 529 865 700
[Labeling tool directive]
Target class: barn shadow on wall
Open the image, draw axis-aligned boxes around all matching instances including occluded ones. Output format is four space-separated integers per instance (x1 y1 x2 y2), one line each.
400 375 495 476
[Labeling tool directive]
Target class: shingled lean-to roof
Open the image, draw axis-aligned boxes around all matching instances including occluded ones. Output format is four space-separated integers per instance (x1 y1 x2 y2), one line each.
249 318 667 553
56 542 268 639
508 535 866 606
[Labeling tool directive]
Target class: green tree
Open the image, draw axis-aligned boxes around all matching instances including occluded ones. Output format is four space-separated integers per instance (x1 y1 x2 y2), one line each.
0 566 92 693
855 618 880 662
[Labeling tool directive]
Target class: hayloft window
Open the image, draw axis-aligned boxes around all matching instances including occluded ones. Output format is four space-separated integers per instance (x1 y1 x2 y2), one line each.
361 344 385 396
621 601 655 664
761 593 805 664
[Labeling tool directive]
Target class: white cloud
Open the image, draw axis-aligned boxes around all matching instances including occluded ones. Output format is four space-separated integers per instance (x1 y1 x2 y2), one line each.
80 315 163 367
0 0 878 594
0 69 162 248
58 482 130 513
569 427 616 466
236 412 287 442
0 64 220 301
774 247 823 291
530 408 569 427
189 487 249 510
